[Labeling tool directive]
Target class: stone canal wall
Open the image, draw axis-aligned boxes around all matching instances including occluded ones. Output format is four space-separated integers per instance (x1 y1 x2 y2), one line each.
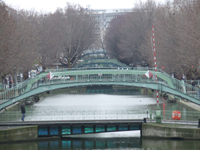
142 123 200 139
0 126 38 142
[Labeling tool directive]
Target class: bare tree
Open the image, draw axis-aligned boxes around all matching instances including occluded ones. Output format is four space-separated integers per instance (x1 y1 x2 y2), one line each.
104 15 126 62
105 0 200 80
35 4 96 68
0 2 16 82
105 0 157 66
59 4 96 67
154 1 200 79
0 3 96 82
10 10 40 77
36 11 63 69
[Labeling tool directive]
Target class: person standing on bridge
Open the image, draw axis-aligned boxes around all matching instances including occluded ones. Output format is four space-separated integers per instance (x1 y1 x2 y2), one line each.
21 103 25 121
191 80 195 91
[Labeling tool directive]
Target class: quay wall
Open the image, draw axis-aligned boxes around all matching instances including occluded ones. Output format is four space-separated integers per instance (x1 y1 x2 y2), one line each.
142 123 200 140
0 126 38 142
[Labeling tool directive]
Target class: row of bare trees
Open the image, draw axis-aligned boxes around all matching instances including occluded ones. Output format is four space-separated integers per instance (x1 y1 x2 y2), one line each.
0 2 96 83
105 0 200 79
0 2 16 82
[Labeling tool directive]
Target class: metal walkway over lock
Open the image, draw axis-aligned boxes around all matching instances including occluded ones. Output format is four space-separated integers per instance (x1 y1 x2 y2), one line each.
39 119 143 137
0 119 144 137
0 67 200 110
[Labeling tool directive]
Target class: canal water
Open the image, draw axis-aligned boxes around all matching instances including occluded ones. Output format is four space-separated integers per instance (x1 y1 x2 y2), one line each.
1 92 200 150
1 137 200 150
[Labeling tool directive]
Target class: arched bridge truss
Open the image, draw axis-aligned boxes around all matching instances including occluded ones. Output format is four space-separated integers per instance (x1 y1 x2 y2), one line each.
0 68 199 110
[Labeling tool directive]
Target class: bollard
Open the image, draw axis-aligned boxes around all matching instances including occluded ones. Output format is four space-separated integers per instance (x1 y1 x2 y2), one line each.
144 118 147 123
198 118 200 128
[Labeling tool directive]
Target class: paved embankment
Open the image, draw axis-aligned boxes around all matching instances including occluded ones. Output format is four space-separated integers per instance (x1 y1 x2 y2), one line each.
164 92 200 111
177 99 200 111
142 123 200 139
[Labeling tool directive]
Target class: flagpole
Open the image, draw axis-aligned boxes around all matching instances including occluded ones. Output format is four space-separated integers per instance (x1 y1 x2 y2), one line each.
152 25 160 109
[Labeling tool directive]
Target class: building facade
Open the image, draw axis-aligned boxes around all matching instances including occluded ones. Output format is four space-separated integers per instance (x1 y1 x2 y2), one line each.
91 9 132 42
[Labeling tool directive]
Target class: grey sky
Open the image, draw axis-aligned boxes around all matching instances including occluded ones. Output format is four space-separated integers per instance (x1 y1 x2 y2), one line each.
3 0 168 13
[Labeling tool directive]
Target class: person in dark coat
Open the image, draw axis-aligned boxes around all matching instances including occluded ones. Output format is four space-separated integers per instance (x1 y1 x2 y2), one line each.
4 78 7 89
9 80 12 88
192 81 195 91
21 103 25 121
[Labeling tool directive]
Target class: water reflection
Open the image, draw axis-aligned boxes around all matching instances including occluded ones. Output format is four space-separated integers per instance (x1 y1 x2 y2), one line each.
1 137 200 150
142 138 200 150
0 137 142 150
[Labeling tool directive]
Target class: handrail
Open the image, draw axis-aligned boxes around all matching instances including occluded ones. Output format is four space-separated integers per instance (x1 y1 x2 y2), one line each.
0 68 199 108
0 110 146 122
1 109 200 122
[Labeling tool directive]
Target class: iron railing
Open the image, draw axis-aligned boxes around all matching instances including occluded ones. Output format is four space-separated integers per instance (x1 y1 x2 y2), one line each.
0 67 199 103
0 110 147 122
0 109 200 125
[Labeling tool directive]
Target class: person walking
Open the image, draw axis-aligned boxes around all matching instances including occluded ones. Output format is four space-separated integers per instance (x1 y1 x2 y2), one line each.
4 78 7 89
9 80 12 88
21 103 25 121
192 80 195 91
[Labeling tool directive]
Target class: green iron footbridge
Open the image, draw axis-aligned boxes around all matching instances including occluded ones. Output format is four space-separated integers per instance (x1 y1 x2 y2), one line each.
0 67 199 111
73 59 128 68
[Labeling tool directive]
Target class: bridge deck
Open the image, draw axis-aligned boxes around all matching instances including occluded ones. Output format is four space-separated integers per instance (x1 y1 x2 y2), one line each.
0 119 144 126
0 68 200 110
0 119 144 137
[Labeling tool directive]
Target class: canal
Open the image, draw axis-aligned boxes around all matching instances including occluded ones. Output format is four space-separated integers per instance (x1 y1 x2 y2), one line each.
1 89 200 150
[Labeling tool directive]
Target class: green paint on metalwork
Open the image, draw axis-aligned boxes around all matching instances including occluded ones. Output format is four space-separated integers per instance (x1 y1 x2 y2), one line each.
85 126 94 133
62 126 71 135
95 125 105 132
130 125 140 130
107 125 116 132
118 125 128 131
0 68 199 110
50 126 59 135
38 127 48 136
72 126 82 134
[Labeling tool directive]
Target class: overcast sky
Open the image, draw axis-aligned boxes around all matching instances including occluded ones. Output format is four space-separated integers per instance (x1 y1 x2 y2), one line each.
3 0 168 13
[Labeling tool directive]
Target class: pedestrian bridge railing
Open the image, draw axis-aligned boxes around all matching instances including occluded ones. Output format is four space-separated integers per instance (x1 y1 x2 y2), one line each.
0 110 147 122
149 109 200 124
1 109 199 126
0 67 200 109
